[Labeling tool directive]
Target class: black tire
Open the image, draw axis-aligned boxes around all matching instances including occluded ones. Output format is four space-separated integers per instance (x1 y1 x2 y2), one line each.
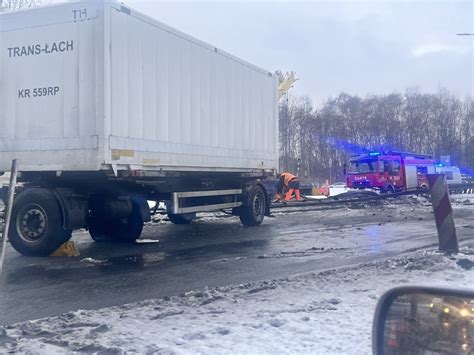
239 185 266 227
88 218 116 242
168 213 196 225
10 188 72 257
89 199 144 243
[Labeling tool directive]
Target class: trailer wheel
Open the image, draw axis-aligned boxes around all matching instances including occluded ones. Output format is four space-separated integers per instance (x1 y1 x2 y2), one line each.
10 188 72 256
239 185 266 227
88 219 115 242
89 199 144 243
168 213 196 225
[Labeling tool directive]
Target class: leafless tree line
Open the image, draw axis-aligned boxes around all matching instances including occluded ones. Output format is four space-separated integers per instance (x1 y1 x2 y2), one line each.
279 89 474 183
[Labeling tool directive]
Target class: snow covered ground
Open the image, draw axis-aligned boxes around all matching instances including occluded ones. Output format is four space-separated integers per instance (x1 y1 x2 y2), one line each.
450 193 474 205
0 173 9 187
1 246 473 354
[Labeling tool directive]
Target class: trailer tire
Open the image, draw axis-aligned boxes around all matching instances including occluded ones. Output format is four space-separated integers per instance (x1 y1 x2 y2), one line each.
168 213 196 225
89 199 144 243
239 185 266 227
10 188 72 256
88 219 115 242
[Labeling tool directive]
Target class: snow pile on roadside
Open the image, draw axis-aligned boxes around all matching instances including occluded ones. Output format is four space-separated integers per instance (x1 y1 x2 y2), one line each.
2 248 473 354
377 247 474 272
0 174 9 188
450 193 474 206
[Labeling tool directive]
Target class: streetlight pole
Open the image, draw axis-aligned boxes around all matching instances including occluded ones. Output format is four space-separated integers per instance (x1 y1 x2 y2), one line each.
456 33 474 95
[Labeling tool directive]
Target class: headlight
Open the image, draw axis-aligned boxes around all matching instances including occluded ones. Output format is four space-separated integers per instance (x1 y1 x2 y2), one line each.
460 308 470 317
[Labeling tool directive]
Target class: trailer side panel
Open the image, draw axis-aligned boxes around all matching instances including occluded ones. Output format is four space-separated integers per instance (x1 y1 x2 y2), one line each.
107 5 278 172
0 2 278 174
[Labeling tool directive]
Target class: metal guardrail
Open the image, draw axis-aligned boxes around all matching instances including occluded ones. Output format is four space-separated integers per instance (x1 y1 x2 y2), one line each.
446 182 474 192
272 182 474 210
271 188 427 209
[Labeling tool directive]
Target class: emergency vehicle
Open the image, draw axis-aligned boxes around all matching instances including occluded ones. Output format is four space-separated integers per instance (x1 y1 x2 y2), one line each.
435 165 462 185
346 152 436 192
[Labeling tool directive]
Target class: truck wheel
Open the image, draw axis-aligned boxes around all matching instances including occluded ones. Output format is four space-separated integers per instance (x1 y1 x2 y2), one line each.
10 188 72 256
89 200 143 243
239 185 266 227
168 213 196 225
88 218 115 242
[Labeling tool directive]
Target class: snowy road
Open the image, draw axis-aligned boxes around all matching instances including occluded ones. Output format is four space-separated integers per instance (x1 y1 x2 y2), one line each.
1 196 474 327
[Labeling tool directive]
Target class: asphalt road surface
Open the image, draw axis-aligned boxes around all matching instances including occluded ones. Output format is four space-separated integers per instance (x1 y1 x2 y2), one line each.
1 199 473 326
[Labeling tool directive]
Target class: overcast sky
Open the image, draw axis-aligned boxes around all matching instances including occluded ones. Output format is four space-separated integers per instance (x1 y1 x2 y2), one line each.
122 1 473 104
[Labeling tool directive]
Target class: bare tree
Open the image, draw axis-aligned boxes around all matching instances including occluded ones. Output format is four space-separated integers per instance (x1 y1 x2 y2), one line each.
280 89 473 181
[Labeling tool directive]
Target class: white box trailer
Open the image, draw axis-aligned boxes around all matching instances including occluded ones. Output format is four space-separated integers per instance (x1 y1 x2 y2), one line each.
1 1 278 173
0 1 279 256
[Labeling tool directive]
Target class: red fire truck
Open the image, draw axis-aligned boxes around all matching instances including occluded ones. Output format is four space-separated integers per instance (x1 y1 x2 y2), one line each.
346 151 436 192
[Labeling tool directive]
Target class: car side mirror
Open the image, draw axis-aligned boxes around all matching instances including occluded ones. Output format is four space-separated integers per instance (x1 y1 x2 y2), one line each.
373 286 474 355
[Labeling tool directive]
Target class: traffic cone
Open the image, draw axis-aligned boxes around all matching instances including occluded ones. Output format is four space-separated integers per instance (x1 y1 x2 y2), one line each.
387 321 399 348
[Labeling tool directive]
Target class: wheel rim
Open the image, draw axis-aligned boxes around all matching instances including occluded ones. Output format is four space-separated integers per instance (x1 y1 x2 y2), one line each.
16 204 48 242
253 191 265 220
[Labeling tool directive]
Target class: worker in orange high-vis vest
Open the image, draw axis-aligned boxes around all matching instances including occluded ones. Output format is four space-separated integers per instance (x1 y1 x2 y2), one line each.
275 172 302 201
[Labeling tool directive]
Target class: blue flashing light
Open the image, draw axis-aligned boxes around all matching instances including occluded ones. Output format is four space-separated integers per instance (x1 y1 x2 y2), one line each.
369 152 381 156
436 163 444 167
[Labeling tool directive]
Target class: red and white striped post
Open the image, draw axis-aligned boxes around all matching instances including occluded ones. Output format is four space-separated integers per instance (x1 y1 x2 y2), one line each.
427 174 459 254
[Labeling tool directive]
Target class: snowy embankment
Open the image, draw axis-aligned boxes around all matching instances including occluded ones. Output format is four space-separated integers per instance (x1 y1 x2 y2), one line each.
1 247 473 354
450 193 474 205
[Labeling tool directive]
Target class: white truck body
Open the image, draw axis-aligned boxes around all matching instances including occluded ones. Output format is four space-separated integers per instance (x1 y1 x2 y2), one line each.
435 166 462 185
0 1 279 174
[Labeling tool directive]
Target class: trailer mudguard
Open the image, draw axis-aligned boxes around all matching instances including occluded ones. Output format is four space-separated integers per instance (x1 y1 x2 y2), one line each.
54 188 88 230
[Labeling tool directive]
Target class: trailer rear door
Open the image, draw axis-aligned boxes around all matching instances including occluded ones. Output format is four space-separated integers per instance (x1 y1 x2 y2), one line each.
0 3 104 172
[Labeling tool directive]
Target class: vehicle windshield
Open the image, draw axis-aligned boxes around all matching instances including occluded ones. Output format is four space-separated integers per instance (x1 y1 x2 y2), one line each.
348 159 377 174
